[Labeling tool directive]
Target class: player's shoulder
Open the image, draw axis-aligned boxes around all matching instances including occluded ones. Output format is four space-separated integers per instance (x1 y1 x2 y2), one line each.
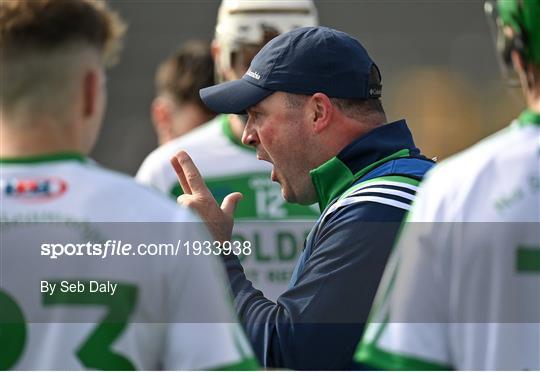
174 114 225 147
150 116 223 160
412 121 537 221
410 133 498 222
83 161 197 222
428 122 533 187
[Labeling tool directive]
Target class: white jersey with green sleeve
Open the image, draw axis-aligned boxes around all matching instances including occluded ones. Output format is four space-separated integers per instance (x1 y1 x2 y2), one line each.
0 152 257 370
136 115 319 301
356 111 540 370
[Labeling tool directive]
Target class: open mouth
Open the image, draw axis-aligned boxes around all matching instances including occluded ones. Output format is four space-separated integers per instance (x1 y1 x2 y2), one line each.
256 153 278 182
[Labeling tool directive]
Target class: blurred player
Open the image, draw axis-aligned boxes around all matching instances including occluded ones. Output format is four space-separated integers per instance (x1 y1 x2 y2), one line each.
136 0 319 301
151 40 216 145
0 1 256 369
356 0 540 369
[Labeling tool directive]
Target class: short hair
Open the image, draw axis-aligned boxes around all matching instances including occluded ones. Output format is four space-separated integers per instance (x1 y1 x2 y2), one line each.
0 0 126 65
0 0 126 120
155 41 215 115
285 65 386 122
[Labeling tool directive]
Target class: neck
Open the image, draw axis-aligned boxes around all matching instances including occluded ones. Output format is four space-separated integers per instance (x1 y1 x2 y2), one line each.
156 132 169 147
0 119 83 158
527 98 540 112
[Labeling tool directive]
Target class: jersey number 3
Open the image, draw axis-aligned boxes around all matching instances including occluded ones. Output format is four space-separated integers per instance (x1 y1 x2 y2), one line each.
0 281 137 370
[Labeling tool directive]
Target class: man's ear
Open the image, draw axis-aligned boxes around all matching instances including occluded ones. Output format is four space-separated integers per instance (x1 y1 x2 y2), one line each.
309 93 333 134
151 96 173 133
83 70 98 117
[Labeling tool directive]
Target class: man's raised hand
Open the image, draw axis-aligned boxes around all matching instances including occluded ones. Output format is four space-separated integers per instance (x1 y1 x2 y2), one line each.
170 151 243 243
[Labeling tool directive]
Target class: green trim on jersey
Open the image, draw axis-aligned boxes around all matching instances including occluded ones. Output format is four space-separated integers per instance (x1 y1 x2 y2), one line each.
363 253 400 342
220 115 256 153
211 357 259 370
517 246 540 272
517 109 540 127
356 342 453 371
0 152 86 164
310 149 411 210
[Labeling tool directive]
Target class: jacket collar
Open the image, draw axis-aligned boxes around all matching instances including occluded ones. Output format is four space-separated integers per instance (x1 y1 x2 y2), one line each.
310 119 421 211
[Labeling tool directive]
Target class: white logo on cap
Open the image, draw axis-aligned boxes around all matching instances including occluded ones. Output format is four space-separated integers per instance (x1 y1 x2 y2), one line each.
246 69 261 80
369 87 381 96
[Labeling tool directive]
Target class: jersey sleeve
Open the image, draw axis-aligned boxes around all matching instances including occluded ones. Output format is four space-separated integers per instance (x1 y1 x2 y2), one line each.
355 175 454 370
162 223 258 370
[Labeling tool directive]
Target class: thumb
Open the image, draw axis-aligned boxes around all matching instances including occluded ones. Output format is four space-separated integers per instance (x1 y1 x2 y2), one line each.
176 194 189 206
221 192 243 217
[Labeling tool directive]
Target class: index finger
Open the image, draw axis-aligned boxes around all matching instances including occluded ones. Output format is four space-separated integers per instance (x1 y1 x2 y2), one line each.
171 151 211 197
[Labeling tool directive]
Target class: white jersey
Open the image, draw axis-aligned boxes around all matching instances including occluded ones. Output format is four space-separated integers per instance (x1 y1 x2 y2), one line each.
357 112 540 370
0 153 257 370
137 115 319 300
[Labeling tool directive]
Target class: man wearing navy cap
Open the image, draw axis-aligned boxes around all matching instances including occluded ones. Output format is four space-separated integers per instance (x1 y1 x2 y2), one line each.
171 26 434 369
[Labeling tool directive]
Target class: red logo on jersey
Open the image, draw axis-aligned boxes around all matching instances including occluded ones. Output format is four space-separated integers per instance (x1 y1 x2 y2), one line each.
4 177 68 201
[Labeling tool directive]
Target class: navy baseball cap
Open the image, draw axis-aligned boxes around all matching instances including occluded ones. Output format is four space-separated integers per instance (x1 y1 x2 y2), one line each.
200 26 382 114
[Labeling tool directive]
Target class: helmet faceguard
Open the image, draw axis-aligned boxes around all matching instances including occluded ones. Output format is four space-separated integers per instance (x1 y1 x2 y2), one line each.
214 0 318 80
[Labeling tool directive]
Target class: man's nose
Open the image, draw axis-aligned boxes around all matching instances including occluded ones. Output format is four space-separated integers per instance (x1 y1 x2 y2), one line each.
242 124 259 147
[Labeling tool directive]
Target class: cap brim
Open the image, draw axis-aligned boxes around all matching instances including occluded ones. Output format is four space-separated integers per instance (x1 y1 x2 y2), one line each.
200 79 273 115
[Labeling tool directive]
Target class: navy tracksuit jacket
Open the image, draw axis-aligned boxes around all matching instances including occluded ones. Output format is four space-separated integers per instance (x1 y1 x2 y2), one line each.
221 120 434 370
